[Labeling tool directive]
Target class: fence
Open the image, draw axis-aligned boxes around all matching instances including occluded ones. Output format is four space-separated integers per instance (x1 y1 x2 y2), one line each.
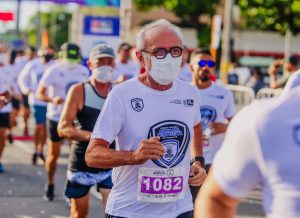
225 85 283 111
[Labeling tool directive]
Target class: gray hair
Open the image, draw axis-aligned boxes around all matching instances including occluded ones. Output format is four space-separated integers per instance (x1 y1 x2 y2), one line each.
136 19 183 50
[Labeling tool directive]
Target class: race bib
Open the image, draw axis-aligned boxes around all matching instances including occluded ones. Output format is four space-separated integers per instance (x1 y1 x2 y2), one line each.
137 167 184 203
203 127 211 154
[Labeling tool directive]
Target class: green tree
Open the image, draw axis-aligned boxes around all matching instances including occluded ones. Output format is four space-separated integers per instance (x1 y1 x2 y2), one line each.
238 0 300 34
23 5 71 48
133 0 220 46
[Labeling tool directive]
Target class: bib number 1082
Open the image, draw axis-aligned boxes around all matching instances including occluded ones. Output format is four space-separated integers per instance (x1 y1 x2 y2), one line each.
141 176 183 194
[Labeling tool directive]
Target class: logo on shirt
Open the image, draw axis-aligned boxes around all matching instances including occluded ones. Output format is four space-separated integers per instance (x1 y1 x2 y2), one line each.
183 99 194 107
293 125 300 145
131 98 144 112
209 94 224 100
200 105 217 130
148 120 190 168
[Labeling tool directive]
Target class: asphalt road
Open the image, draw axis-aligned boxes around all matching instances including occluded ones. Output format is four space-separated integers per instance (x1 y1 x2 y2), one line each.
0 119 265 218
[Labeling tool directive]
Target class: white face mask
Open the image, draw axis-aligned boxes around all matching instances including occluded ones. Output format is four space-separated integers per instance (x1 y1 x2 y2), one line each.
92 66 113 83
146 53 182 85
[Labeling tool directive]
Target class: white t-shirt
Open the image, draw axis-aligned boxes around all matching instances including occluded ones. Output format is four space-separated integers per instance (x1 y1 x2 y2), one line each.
38 61 89 122
197 83 235 164
18 59 54 106
92 77 201 218
0 70 12 113
178 64 192 83
112 60 140 80
1 64 21 96
213 88 300 218
281 69 300 97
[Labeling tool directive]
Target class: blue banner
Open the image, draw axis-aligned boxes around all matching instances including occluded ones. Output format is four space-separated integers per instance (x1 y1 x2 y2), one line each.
83 16 120 36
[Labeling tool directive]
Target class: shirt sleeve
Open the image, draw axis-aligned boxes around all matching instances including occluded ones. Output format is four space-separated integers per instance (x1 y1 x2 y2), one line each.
224 90 236 118
281 71 300 97
213 103 262 199
91 89 125 143
18 63 32 94
193 91 201 126
39 67 55 88
0 76 9 93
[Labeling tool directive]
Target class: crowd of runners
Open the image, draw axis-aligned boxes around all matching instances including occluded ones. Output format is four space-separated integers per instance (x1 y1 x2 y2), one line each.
0 19 300 218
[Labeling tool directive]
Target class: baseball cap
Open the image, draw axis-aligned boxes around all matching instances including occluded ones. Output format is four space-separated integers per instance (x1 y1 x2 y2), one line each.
60 42 81 62
89 44 115 61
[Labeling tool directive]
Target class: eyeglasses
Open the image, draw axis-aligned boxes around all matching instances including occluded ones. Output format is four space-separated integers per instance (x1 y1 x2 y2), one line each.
198 60 215 68
141 47 183 59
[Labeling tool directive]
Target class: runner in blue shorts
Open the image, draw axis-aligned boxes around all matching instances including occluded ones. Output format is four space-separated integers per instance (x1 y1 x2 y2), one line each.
19 45 56 164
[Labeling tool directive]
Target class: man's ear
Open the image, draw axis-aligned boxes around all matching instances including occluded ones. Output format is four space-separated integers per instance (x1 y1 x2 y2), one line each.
190 63 194 73
86 60 93 70
136 51 145 67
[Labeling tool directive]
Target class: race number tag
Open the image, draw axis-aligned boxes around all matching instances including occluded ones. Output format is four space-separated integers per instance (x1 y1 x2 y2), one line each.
137 167 184 203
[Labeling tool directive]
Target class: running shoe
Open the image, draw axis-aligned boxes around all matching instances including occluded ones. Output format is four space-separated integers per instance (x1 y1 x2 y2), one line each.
8 133 13 144
32 153 38 165
38 153 45 163
44 184 55 201
0 163 4 173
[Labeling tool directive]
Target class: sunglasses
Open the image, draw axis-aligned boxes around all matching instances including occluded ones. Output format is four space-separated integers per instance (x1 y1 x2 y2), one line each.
198 60 215 68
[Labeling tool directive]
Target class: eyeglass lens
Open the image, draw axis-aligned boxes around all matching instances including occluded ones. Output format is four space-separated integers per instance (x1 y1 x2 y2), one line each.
198 60 215 68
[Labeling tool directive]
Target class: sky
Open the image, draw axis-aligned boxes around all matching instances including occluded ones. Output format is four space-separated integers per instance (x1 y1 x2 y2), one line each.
0 0 78 33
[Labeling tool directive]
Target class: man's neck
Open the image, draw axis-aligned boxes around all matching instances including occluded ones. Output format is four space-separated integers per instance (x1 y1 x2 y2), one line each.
91 79 111 97
195 80 212 89
138 74 173 91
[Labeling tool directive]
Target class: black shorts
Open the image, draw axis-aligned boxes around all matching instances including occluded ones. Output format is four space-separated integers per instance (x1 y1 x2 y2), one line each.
65 175 113 199
46 119 63 142
12 97 20 110
0 113 10 128
21 94 29 108
104 211 193 218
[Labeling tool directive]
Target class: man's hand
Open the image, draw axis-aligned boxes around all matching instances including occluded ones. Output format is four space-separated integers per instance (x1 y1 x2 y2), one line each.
269 59 284 76
52 96 64 105
189 162 207 186
210 122 228 135
131 137 165 165
0 96 8 109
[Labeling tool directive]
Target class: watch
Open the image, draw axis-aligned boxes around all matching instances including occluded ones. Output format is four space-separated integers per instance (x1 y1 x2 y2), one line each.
190 156 205 167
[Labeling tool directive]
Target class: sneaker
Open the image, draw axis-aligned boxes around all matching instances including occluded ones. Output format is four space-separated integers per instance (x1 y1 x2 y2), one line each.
32 153 38 165
7 133 13 144
0 163 4 173
44 184 55 201
38 153 45 163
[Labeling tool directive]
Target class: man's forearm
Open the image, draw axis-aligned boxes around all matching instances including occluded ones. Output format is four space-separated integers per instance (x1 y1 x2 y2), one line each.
191 123 203 158
85 144 134 168
37 92 52 103
58 126 91 141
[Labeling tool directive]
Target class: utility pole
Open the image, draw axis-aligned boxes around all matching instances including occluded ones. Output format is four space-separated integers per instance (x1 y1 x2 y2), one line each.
220 0 233 83
16 0 21 36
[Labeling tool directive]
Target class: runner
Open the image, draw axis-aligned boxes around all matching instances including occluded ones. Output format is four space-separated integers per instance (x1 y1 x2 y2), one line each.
18 45 56 164
0 65 12 173
189 48 235 202
281 69 300 97
37 42 89 201
112 42 140 83
15 47 37 136
195 86 300 217
178 46 192 83
57 44 116 218
85 19 207 218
